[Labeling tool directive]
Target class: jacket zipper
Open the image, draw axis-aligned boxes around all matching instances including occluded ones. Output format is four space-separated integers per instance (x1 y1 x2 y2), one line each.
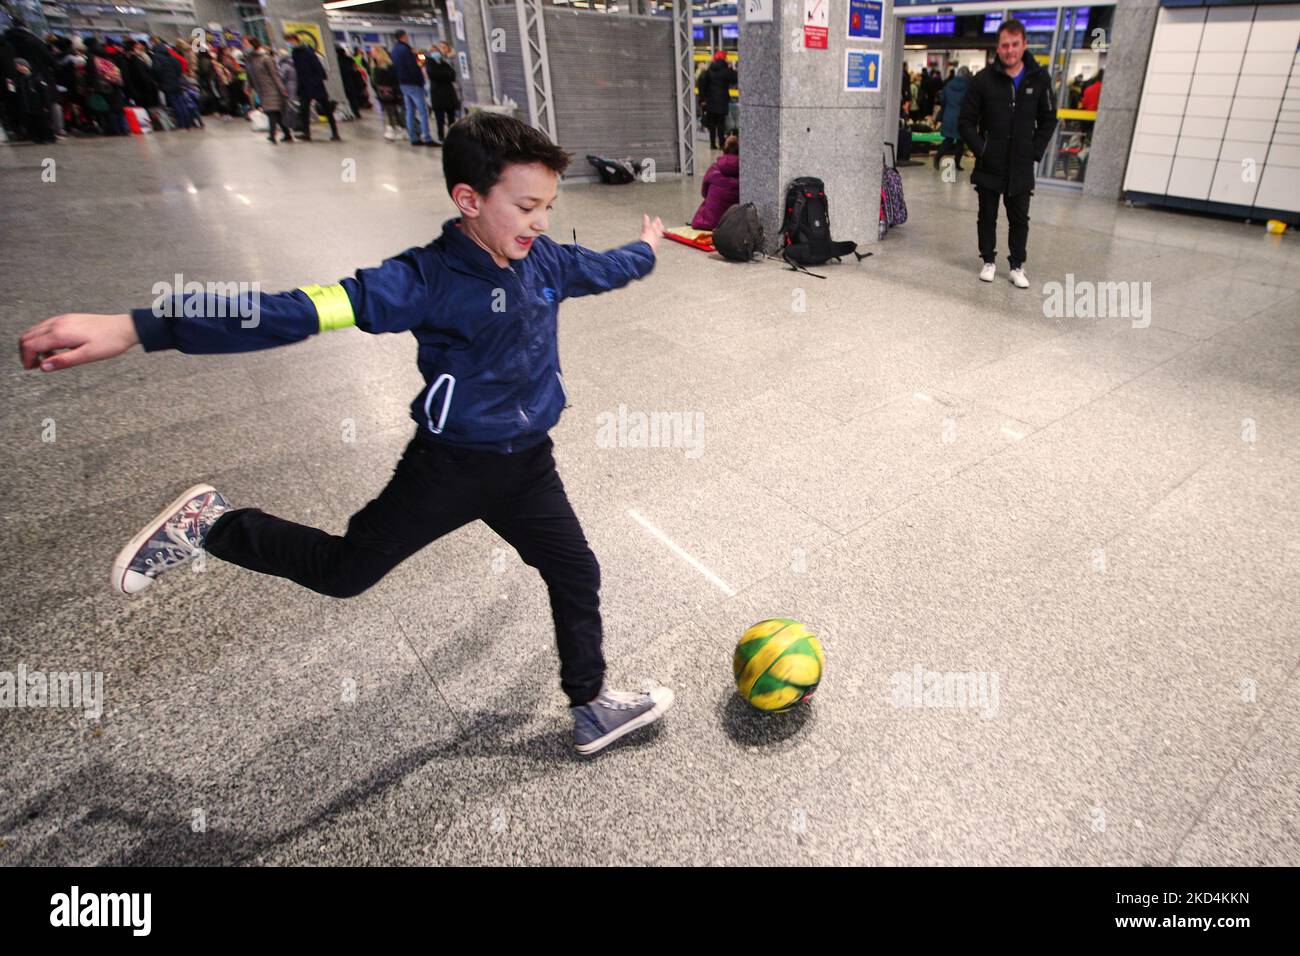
509 265 532 432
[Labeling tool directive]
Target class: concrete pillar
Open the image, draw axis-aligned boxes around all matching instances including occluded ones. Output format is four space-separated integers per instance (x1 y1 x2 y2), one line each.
451 0 491 106
740 0 895 249
885 17 905 157
260 0 349 109
1083 0 1160 201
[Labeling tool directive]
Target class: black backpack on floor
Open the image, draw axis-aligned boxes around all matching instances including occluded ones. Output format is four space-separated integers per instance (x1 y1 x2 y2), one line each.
779 176 869 276
712 203 765 261
586 154 636 184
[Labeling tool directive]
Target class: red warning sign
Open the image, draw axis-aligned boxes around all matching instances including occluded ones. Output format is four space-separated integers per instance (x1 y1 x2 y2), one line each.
804 0 829 49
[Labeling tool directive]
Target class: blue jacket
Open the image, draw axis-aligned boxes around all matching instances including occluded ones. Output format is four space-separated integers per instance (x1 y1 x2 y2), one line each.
390 40 424 87
939 75 969 141
130 219 656 454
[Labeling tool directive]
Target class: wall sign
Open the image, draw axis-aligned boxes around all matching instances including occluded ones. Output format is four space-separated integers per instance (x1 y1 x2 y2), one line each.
845 49 881 92
804 0 829 49
746 0 774 24
848 0 883 41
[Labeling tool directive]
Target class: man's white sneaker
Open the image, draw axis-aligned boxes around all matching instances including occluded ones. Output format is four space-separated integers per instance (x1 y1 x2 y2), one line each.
979 262 996 282
1009 267 1030 289
111 484 231 595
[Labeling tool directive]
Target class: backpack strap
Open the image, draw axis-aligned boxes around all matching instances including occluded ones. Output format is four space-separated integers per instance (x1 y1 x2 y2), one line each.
785 189 808 246
779 246 827 279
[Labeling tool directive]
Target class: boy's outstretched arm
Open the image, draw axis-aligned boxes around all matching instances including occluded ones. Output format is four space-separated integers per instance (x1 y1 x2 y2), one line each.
18 249 439 372
556 214 664 300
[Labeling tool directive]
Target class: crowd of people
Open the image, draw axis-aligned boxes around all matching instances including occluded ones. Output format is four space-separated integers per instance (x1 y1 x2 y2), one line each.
0 17 462 148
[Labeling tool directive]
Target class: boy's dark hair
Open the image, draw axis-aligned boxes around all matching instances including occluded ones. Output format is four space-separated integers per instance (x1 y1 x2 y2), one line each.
442 112 572 197
998 18 1027 39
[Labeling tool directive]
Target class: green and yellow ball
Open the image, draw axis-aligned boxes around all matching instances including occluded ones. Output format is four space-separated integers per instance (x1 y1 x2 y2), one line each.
733 618 823 712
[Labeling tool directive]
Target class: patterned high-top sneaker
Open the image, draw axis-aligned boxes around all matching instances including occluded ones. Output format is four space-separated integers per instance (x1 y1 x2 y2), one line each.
111 484 231 595
571 685 674 755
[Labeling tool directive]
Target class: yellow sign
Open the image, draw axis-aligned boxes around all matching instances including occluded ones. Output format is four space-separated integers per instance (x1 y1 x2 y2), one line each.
282 20 326 62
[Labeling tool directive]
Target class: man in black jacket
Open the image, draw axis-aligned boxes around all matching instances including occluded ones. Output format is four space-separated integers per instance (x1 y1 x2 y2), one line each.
959 20 1057 288
697 50 736 151
288 32 340 141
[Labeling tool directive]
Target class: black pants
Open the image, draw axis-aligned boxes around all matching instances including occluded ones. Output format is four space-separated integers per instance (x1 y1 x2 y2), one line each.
977 186 1031 268
264 109 292 142
299 97 339 139
204 434 605 706
432 107 455 141
933 136 964 170
705 111 727 149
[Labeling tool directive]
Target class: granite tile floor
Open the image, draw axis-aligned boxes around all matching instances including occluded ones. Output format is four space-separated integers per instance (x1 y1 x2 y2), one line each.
1 121 1297 866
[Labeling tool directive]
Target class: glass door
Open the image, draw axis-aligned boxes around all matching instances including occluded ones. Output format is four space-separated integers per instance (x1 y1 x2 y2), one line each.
1038 4 1115 185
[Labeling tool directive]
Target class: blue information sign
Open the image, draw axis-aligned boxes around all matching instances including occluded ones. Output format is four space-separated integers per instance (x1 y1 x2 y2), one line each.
845 49 881 92
848 0 883 40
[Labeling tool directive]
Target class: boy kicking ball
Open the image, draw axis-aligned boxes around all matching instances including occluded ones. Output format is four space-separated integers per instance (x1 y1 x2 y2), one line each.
18 113 672 756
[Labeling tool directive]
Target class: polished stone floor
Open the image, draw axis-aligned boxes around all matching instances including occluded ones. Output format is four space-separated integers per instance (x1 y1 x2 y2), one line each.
1 117 1297 865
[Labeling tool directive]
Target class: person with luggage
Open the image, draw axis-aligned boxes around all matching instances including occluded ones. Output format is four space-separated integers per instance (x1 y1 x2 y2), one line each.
288 32 340 142
246 37 293 144
958 18 1058 289
83 38 127 136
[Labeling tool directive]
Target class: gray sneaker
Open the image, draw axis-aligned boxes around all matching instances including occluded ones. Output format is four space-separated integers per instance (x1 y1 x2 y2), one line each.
572 685 674 755
111 484 231 595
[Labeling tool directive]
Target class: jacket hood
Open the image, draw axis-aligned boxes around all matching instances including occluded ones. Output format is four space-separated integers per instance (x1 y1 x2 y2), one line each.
708 59 731 73
947 74 969 94
714 153 739 177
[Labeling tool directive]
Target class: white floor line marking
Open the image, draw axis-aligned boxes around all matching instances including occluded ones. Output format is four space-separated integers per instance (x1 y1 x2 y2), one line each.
1001 426 1026 441
627 509 737 597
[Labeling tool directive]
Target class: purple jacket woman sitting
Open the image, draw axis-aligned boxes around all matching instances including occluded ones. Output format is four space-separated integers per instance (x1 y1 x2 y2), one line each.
691 137 739 230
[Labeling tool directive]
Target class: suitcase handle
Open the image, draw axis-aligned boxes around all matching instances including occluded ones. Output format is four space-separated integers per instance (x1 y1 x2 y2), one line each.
883 142 898 169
